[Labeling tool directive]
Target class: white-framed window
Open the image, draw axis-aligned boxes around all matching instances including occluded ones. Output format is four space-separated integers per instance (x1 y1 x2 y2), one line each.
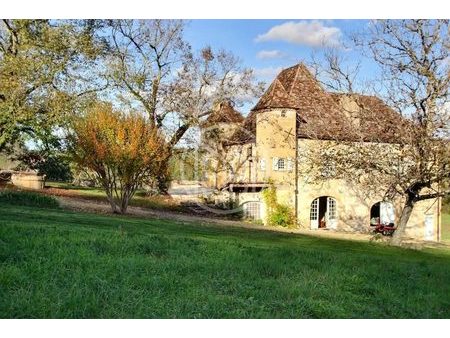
310 199 318 221
280 110 287 117
243 202 261 220
328 198 337 220
272 157 293 171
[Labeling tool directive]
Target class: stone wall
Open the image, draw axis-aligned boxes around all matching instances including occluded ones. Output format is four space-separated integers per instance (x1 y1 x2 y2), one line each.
203 108 441 241
11 172 45 190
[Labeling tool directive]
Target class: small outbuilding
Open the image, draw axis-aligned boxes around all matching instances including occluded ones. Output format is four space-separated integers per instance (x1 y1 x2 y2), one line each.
11 171 46 190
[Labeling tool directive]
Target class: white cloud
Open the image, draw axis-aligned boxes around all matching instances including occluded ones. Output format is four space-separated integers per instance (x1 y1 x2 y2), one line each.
255 20 342 47
256 49 286 59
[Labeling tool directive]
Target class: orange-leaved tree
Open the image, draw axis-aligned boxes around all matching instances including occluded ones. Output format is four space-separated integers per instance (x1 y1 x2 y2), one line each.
70 102 169 213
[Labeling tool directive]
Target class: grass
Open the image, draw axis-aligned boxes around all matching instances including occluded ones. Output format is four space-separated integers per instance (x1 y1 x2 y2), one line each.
0 189 59 209
1 198 449 318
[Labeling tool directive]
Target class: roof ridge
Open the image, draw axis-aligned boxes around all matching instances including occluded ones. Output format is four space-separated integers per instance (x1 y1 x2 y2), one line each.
288 64 302 96
272 78 288 97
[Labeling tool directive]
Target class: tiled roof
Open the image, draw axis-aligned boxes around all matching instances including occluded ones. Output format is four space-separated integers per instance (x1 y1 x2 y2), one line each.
225 110 257 145
252 63 331 112
330 93 412 143
228 63 410 145
202 100 244 127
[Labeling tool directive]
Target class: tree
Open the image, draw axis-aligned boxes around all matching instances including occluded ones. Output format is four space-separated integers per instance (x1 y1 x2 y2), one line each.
107 20 263 153
364 20 450 243
13 149 73 182
303 20 450 243
0 19 106 152
165 46 263 148
201 124 252 189
105 20 263 192
107 20 187 127
201 125 237 189
69 102 169 214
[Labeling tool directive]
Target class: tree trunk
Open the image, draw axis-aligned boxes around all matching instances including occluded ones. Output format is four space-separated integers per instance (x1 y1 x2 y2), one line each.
168 123 190 150
153 122 192 194
155 159 171 195
391 195 416 245
105 191 120 214
120 194 131 214
120 203 128 214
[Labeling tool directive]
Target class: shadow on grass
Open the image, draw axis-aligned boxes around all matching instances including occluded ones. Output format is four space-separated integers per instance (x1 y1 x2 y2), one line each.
1 203 449 318
2 203 449 261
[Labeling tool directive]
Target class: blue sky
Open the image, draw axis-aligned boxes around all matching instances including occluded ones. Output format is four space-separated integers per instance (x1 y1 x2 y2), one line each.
184 20 379 87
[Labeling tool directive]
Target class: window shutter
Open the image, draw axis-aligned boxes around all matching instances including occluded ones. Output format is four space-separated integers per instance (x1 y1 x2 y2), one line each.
287 158 294 171
260 158 266 171
272 157 279 171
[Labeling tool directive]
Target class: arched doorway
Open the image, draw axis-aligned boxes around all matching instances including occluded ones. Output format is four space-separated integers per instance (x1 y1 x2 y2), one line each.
310 196 337 230
370 201 395 226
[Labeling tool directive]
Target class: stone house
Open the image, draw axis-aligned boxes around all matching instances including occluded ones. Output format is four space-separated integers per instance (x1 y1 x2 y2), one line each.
201 63 442 241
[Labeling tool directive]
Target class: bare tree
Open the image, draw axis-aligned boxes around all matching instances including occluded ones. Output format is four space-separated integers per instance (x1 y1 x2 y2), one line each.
107 20 188 127
166 46 264 148
303 20 450 244
107 20 263 151
367 20 450 243
309 47 361 93
201 128 252 189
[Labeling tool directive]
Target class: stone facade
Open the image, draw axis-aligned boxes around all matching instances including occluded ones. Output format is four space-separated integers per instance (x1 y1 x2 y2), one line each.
201 64 442 242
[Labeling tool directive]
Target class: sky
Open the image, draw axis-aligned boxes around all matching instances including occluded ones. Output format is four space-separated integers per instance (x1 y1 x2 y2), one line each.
169 19 384 147
183 20 380 90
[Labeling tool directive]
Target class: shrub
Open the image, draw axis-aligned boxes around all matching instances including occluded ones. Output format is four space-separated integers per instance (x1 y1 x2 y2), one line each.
261 181 294 227
0 190 59 208
69 102 170 214
268 203 294 227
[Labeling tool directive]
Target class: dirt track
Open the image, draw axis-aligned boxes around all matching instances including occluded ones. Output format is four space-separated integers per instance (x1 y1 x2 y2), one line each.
56 195 379 243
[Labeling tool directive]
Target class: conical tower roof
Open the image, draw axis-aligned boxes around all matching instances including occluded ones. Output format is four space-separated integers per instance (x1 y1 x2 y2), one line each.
252 63 348 140
252 63 334 113
228 63 409 145
202 100 244 127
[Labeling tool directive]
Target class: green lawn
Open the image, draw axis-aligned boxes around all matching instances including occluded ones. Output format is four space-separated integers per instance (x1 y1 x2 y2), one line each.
1 203 450 318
